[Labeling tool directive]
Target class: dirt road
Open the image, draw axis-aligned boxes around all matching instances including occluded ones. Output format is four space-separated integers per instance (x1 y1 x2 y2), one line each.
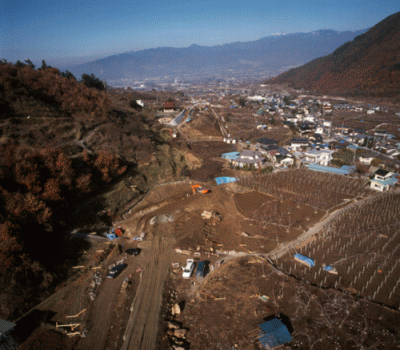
121 223 175 350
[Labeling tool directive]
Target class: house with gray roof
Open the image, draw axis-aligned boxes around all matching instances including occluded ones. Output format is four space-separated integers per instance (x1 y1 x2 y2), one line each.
231 150 264 168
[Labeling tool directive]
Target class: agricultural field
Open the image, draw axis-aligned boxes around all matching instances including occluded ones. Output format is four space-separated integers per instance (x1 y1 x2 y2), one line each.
237 169 371 211
275 191 400 308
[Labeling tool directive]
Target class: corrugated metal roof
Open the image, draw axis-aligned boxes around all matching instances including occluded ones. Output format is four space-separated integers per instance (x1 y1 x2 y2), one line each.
259 318 292 348
307 164 351 175
0 319 16 336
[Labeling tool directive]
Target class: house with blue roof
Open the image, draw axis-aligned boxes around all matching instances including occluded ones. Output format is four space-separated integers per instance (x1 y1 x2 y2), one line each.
307 163 353 175
259 318 292 349
370 169 398 191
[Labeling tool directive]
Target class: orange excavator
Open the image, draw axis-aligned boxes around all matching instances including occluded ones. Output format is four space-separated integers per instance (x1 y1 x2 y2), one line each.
192 184 210 194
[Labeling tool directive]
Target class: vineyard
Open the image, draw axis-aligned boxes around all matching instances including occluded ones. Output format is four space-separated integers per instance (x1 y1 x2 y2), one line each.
237 168 371 211
274 191 400 308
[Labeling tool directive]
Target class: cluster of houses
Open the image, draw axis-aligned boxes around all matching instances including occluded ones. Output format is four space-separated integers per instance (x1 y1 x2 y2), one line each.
221 134 399 191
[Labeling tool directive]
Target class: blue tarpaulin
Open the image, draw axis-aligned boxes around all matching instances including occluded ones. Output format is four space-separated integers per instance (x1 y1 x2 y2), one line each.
259 318 292 349
294 253 315 267
323 265 334 272
106 233 118 240
215 177 237 185
221 152 240 160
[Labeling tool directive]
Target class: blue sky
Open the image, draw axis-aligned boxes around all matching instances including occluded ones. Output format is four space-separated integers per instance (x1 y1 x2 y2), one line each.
1 0 399 68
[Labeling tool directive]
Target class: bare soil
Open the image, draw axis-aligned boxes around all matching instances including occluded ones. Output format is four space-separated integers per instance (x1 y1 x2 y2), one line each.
15 107 400 350
16 181 400 350
164 257 400 350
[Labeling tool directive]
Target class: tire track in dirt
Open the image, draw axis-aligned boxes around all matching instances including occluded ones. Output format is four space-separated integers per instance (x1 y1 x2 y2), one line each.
122 223 175 350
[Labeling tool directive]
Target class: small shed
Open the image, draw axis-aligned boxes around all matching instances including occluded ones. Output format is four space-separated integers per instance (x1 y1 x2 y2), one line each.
259 318 292 349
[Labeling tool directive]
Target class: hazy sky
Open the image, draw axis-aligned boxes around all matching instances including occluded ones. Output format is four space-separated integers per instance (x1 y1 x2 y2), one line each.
1 0 399 68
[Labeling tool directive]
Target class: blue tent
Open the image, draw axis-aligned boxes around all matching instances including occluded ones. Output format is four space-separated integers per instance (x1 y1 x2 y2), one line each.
259 318 292 349
214 177 237 185
294 253 315 267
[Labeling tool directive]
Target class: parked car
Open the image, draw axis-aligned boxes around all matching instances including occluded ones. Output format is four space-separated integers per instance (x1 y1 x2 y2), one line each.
107 263 127 279
182 259 195 278
195 260 206 278
125 248 141 256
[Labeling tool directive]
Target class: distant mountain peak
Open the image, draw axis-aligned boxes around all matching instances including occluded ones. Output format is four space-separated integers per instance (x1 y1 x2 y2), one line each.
70 27 369 84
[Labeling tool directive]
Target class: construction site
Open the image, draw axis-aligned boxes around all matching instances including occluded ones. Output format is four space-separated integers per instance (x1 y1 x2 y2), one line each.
10 107 400 350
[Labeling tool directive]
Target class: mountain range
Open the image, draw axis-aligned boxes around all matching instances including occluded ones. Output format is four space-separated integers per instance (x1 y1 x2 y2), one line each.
69 29 367 84
268 11 400 98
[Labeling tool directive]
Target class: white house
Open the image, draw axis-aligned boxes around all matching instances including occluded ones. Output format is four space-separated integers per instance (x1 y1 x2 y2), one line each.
358 156 374 165
370 169 398 191
304 149 334 166
290 138 310 151
231 150 264 168
322 102 332 113
303 115 315 123
275 155 294 167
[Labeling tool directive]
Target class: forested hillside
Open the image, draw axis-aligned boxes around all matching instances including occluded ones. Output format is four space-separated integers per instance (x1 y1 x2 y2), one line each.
267 11 400 99
0 61 172 320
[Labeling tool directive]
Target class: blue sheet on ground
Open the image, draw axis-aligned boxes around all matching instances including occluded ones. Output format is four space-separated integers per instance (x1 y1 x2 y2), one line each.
214 177 237 185
106 233 118 240
323 265 333 272
294 253 315 267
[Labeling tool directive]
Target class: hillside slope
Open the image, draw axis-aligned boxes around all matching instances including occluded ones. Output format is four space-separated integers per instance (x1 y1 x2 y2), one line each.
268 12 400 98
0 62 181 321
